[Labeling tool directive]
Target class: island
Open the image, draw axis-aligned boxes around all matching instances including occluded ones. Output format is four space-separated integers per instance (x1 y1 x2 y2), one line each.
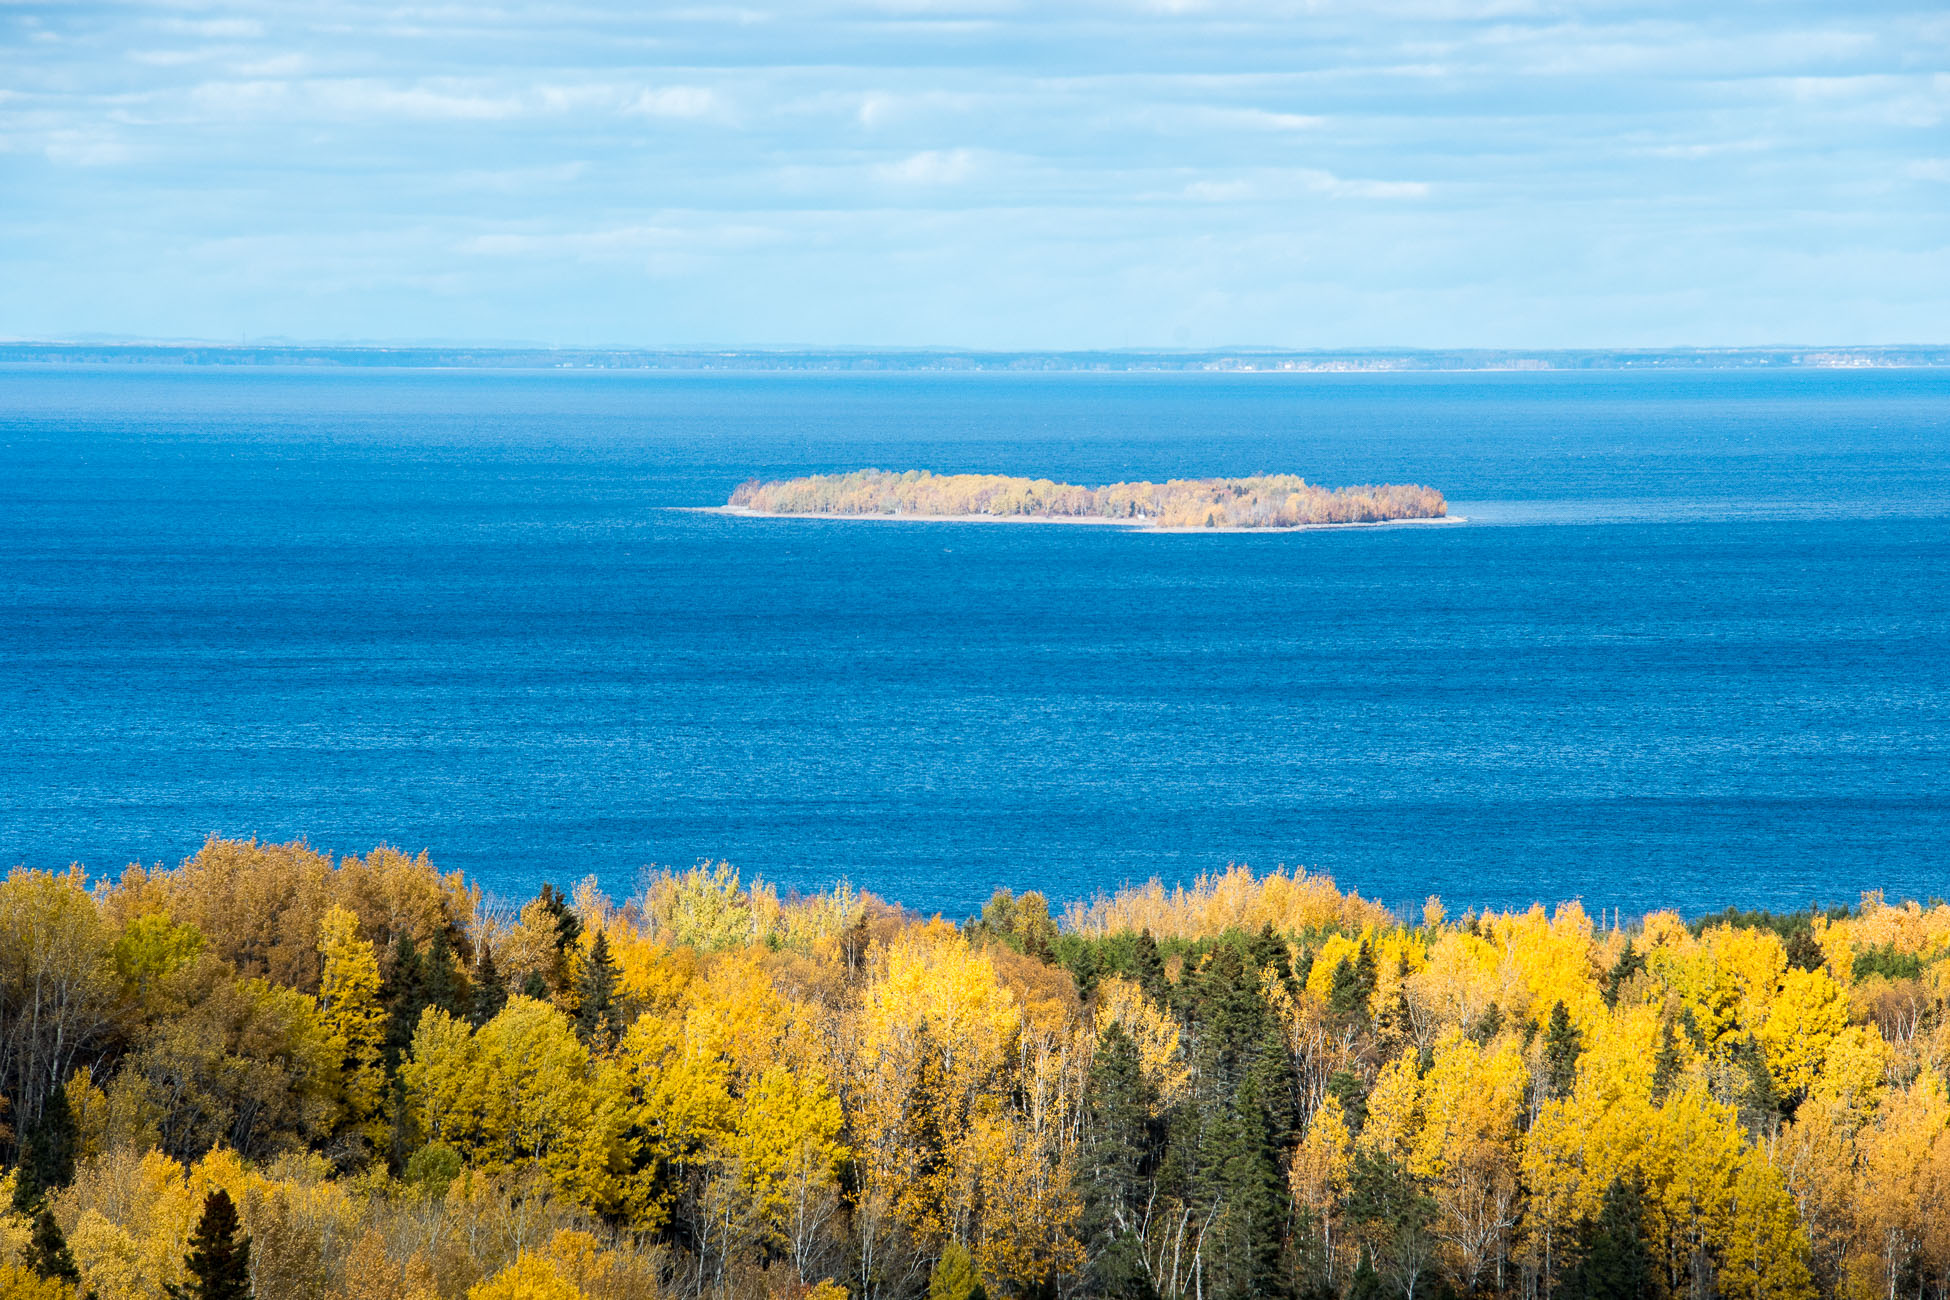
720 468 1450 529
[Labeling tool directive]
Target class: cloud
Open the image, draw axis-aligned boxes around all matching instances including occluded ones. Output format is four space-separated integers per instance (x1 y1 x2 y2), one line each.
625 87 722 120
875 148 979 185
1184 179 1255 201
1909 159 1950 182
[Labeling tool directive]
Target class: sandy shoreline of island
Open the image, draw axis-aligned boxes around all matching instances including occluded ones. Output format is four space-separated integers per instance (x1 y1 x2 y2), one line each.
686 506 1465 531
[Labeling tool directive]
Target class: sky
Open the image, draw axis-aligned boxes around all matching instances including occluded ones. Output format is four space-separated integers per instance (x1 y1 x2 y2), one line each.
2 1 1946 350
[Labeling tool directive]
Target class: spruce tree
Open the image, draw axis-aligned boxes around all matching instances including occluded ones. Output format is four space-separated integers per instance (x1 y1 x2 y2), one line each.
1129 930 1168 1003
1213 1072 1293 1300
23 1205 82 1287
422 930 467 1019
1543 1001 1584 1098
471 943 507 1027
1564 1176 1654 1300
164 1188 252 1300
1784 928 1825 972
1067 942 1102 1002
1649 1020 1682 1105
11 1085 77 1211
1600 940 1645 1009
576 931 622 1049
536 883 583 952
1346 1248 1383 1300
1077 1025 1164 1300
382 933 427 1070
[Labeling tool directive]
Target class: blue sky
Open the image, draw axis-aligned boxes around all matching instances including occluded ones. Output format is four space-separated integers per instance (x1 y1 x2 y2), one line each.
2 1 1946 348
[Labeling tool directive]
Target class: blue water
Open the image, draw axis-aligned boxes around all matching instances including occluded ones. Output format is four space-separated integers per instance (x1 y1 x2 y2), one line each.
3 365 1947 918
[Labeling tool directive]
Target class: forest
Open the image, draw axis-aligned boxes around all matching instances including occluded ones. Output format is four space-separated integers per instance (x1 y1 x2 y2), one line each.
1 841 1947 1300
724 471 1448 528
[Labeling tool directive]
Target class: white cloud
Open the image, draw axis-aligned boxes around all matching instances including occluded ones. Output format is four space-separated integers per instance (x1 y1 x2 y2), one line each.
876 148 979 185
1909 159 1950 182
1184 179 1255 201
625 87 722 120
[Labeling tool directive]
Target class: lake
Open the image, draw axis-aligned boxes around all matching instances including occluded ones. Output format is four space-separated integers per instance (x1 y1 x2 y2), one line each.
2 364 1946 918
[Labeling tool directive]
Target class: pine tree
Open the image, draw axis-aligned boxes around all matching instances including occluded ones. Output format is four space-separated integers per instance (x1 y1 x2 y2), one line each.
1784 928 1825 972
471 943 507 1027
11 1084 77 1211
1067 942 1101 1002
1346 1248 1383 1300
1649 1019 1682 1106
1129 930 1168 1003
1600 940 1645 1009
1077 1024 1164 1300
576 931 622 1049
536 883 583 952
1543 1001 1584 1099
520 971 549 1001
381 933 427 1071
422 930 467 1019
164 1189 252 1300
23 1206 82 1287
1213 1071 1293 1300
1563 1176 1653 1300
1328 941 1377 1024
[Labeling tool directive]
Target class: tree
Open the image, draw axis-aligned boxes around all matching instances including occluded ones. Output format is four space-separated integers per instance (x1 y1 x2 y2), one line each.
1563 1176 1653 1300
1130 930 1168 1004
1077 1025 1164 1300
577 932 622 1050
1542 1001 1583 1099
317 905 387 1152
1650 1020 1683 1106
164 1188 252 1300
929 1242 988 1300
1328 941 1377 1024
1599 941 1644 1009
381 933 426 1070
22 1206 82 1288
11 1084 77 1211
1346 1150 1439 1300
471 943 507 1028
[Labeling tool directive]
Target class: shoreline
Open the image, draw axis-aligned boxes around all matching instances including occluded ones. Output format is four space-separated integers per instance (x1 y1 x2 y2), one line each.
688 506 1466 532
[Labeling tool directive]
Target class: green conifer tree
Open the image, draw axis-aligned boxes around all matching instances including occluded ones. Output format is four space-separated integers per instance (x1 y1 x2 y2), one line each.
1649 1020 1682 1106
381 933 427 1070
1077 1025 1164 1300
1600 940 1645 1009
1129 930 1168 1003
1563 1176 1654 1300
576 931 622 1049
11 1084 77 1211
164 1189 251 1300
471 943 507 1027
1543 1001 1584 1099
23 1206 83 1287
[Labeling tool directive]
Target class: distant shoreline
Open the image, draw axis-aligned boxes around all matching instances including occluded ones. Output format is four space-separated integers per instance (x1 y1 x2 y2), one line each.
691 505 1468 532
4 341 1947 373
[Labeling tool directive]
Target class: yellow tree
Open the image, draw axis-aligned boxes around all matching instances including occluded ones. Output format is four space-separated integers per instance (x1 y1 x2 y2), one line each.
1852 1069 1950 1300
317 904 387 1150
1420 1033 1527 1291
1719 1152 1817 1300
724 1065 847 1281
1291 1096 1353 1285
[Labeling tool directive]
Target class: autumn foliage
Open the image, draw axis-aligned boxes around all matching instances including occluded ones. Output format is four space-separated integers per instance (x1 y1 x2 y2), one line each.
726 470 1448 528
4 841 1950 1300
